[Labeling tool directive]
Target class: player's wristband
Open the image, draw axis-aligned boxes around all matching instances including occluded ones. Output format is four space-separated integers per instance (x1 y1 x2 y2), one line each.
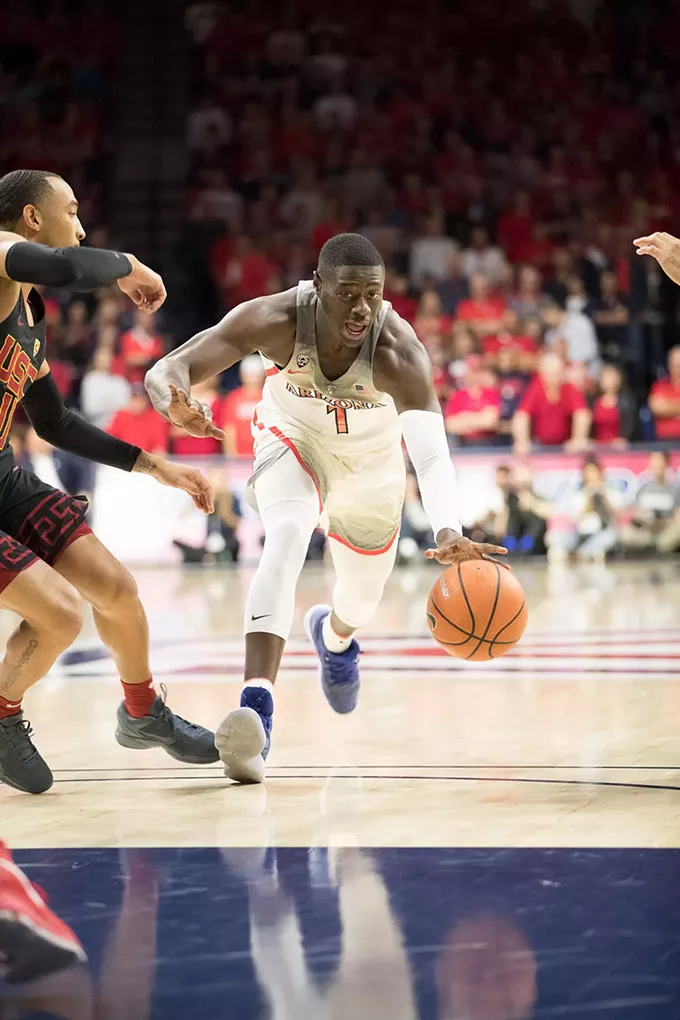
5 242 132 292
399 409 463 538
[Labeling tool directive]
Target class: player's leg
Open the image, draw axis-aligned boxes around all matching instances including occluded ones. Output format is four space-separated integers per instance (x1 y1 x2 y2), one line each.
216 450 320 784
53 533 218 764
0 555 83 794
0 466 217 765
0 839 87 983
305 535 398 714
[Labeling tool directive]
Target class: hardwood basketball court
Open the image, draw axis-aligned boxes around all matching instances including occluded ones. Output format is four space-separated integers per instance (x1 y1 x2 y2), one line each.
2 559 679 1016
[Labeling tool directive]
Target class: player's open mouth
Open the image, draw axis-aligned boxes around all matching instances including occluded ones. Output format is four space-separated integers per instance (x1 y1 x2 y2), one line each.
344 322 368 340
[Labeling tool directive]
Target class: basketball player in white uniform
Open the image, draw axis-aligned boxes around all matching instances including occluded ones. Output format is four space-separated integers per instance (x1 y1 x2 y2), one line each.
146 234 506 783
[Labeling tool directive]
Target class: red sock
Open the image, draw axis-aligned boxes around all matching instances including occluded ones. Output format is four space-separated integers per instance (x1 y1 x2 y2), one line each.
0 840 11 862
121 678 157 718
0 694 22 719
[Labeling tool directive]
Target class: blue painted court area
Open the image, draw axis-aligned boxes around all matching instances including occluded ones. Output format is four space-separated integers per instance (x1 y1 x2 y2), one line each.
4 847 679 1018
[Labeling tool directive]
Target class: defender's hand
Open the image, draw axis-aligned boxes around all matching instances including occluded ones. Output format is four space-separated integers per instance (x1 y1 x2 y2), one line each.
141 455 214 514
166 384 225 439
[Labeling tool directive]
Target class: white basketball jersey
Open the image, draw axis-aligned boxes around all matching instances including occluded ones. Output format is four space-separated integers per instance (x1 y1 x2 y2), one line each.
255 280 400 451
248 280 406 553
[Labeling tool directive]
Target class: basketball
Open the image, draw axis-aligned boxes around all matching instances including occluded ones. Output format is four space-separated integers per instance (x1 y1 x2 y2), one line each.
426 560 528 661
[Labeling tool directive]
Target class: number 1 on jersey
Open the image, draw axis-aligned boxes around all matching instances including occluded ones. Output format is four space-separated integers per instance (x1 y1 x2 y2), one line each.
327 403 349 434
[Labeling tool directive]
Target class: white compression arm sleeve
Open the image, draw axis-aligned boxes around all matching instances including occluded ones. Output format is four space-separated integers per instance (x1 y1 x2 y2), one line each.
399 408 463 539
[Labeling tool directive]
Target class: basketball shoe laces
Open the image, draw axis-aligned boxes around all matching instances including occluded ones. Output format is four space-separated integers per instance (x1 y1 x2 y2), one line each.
322 644 361 684
2 717 42 765
156 683 205 733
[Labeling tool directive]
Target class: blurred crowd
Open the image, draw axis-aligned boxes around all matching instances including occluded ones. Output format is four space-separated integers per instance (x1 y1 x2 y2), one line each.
470 451 680 563
398 450 680 566
0 1 118 227
4 0 680 565
6 0 680 461
181 0 680 451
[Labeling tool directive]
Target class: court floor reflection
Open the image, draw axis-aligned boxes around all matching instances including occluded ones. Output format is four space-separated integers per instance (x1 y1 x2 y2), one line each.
2 847 679 1019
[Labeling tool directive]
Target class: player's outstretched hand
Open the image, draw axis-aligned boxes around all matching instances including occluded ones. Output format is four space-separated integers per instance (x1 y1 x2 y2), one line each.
166 384 225 439
117 255 167 312
633 231 680 287
145 457 215 514
425 535 510 570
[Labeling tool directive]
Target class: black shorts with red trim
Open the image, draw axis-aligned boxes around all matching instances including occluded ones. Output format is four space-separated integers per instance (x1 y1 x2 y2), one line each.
0 465 91 595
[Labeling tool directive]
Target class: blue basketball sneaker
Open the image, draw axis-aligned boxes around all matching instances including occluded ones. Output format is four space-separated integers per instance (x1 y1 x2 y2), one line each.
304 604 361 715
215 686 273 784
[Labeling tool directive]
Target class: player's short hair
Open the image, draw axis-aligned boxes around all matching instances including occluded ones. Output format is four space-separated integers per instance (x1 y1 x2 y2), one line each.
317 233 384 276
0 170 62 230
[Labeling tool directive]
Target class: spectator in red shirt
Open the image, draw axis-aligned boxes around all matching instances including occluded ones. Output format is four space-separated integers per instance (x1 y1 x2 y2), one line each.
445 355 501 447
120 310 165 382
591 364 636 447
209 233 235 291
223 235 278 306
384 270 418 323
513 351 591 454
170 378 225 457
456 273 506 338
312 198 350 254
649 346 680 441
481 309 538 369
497 191 535 264
107 386 169 454
523 223 556 271
222 355 265 457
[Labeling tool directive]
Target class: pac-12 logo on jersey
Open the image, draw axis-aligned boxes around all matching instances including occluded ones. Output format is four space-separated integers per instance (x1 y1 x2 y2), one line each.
33 339 40 356
296 354 310 369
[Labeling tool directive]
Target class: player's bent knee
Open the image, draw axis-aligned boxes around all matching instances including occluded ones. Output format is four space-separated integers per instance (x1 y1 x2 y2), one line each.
41 584 84 644
107 563 138 606
92 562 139 611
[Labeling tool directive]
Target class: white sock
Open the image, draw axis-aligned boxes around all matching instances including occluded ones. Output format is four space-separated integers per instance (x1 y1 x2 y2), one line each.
322 613 353 653
243 678 274 695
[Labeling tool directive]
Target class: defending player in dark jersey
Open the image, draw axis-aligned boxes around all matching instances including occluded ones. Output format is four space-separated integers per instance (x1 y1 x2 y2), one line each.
0 169 218 794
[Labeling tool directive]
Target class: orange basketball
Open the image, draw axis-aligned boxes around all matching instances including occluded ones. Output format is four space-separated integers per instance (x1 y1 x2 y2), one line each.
426 560 527 661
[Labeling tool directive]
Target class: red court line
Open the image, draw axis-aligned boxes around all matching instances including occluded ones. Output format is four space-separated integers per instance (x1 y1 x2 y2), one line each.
154 646 680 661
